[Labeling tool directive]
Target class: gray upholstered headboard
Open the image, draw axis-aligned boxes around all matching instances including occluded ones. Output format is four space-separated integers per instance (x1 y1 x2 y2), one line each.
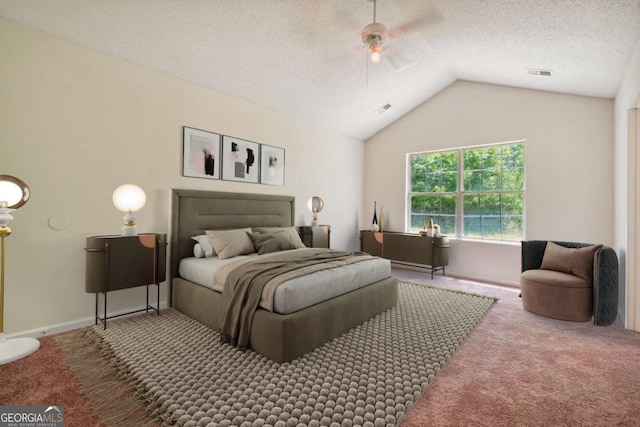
170 189 295 282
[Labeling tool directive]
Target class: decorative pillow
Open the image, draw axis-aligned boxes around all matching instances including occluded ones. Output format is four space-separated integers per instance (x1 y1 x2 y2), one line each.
540 242 603 282
205 228 256 260
252 226 306 249
193 243 205 258
247 231 299 255
191 235 215 257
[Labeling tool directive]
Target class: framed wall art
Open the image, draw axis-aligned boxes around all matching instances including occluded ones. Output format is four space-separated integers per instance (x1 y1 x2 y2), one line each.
182 126 221 180
260 144 285 186
221 135 260 183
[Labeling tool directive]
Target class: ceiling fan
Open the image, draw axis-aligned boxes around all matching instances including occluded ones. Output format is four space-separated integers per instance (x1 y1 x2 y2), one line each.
361 0 386 64
360 0 438 70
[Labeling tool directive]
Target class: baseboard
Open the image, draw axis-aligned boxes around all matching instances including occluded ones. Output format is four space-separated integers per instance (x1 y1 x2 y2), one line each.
446 271 520 289
391 263 520 288
6 301 170 339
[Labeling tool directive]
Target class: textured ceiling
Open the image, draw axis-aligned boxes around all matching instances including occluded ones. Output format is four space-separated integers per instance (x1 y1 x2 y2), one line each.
1 0 639 140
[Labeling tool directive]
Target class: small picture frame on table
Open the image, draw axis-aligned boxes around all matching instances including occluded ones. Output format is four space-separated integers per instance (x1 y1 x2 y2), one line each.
260 144 285 186
182 126 221 180
222 135 260 184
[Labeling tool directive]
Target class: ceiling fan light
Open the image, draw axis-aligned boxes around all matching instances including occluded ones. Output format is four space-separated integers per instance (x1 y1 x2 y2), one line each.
369 42 381 63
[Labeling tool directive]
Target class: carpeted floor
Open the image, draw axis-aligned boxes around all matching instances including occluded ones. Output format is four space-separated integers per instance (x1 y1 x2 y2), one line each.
2 269 640 427
395 269 640 427
62 281 495 426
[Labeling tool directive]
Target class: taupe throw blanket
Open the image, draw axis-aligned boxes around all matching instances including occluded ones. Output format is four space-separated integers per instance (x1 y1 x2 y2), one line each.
220 248 372 350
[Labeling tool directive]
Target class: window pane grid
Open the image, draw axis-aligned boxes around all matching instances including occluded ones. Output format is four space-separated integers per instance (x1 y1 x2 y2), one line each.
462 192 523 241
408 142 524 241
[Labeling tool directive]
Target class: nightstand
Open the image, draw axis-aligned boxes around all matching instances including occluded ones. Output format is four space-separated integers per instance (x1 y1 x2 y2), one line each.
297 225 331 248
85 233 167 328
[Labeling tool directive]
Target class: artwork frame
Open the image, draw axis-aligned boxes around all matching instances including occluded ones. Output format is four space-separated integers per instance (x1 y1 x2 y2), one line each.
182 126 221 180
221 135 260 184
260 144 285 186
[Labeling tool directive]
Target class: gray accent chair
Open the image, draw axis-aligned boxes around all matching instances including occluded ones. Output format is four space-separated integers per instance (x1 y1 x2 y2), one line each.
520 240 618 326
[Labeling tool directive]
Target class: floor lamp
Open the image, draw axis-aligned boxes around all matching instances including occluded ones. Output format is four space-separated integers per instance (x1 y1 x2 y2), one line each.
0 174 39 365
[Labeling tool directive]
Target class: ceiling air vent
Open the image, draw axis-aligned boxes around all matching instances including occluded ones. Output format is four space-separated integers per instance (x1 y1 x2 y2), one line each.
374 103 392 115
526 68 553 77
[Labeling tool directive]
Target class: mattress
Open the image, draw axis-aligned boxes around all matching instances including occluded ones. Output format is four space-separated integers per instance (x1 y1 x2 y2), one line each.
178 250 391 314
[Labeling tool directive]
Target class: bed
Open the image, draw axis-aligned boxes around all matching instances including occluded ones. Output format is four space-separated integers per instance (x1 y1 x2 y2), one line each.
170 189 398 362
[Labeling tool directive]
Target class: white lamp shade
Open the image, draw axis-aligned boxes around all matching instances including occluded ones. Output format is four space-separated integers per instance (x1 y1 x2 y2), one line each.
112 184 146 213
0 175 30 209
306 196 324 214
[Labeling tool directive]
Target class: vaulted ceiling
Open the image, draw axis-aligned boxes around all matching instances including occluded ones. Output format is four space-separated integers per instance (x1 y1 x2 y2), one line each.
1 0 639 140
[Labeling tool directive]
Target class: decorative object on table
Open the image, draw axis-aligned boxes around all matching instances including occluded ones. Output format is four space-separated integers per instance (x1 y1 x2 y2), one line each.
0 174 40 365
221 135 259 183
427 218 435 237
379 205 384 232
112 184 146 237
434 224 441 237
182 126 221 180
307 196 324 226
371 201 379 231
259 144 285 186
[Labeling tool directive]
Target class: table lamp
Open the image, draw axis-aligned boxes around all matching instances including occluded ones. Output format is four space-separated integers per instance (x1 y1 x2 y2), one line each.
112 184 146 236
307 196 324 226
0 174 40 365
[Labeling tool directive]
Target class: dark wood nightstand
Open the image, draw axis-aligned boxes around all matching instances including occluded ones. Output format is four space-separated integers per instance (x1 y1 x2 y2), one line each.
85 233 167 328
297 225 331 248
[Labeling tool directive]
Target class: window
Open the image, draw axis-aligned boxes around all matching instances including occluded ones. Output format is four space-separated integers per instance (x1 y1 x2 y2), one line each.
408 141 524 241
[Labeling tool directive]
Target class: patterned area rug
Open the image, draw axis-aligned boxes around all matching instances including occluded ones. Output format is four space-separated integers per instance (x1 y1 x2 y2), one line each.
74 282 495 426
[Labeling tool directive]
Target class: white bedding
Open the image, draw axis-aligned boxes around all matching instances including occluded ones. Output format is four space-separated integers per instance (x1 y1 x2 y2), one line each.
178 250 391 314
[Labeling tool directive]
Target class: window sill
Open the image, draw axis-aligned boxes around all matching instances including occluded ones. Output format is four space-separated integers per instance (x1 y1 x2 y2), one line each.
449 237 522 247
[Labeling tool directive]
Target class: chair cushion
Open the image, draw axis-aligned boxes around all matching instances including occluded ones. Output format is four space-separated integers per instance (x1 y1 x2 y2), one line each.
522 269 590 289
540 242 602 282
521 270 593 321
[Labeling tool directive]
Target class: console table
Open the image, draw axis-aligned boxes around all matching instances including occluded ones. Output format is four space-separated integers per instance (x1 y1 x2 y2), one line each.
360 231 450 278
85 233 167 328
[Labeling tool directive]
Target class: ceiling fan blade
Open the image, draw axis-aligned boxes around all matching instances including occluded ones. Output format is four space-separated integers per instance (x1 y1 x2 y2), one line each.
385 49 417 72
386 8 442 39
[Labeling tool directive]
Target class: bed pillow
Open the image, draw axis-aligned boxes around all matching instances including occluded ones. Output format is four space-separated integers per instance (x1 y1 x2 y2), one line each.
540 242 602 282
252 226 306 249
193 243 205 258
191 235 215 258
247 231 299 255
206 228 256 260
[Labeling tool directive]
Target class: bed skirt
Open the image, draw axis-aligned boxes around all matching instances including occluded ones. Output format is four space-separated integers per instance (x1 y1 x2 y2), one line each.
172 276 399 362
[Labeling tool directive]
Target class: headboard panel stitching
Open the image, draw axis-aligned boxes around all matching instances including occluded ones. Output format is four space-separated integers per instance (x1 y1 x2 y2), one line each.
170 189 296 305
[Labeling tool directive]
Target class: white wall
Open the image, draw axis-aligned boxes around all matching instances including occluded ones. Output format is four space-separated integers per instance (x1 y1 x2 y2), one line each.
365 81 614 286
0 19 364 335
614 39 640 331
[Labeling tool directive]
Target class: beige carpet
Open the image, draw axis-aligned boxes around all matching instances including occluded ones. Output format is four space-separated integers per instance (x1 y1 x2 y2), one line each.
68 282 495 426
